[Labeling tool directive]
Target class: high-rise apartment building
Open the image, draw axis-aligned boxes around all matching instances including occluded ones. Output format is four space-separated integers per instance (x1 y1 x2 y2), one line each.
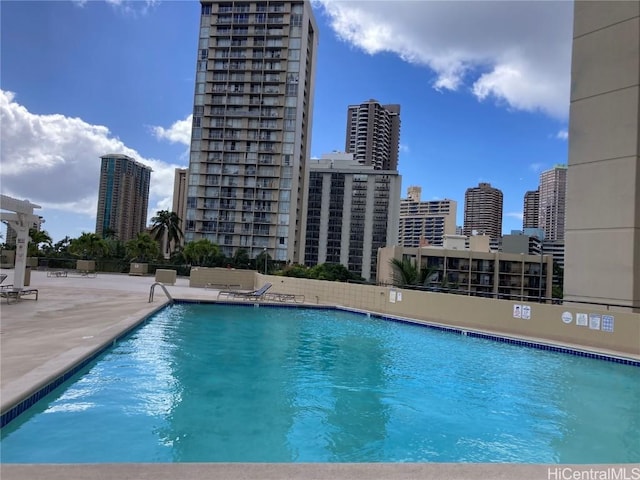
398 186 456 247
172 168 188 247
463 182 503 241
95 154 151 242
523 188 540 230
538 165 567 241
565 1 640 311
304 153 401 281
345 99 400 171
185 1 318 262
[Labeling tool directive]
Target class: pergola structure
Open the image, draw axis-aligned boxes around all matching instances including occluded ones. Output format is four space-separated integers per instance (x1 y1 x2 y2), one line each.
0 194 42 289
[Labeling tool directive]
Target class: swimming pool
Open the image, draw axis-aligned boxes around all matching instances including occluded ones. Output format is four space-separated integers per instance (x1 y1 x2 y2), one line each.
1 303 639 463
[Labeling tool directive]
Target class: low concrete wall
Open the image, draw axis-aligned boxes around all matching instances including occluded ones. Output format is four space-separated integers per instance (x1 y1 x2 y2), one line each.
257 274 640 357
189 267 256 290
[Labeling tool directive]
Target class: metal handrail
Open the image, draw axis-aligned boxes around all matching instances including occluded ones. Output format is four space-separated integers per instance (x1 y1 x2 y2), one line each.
149 282 174 303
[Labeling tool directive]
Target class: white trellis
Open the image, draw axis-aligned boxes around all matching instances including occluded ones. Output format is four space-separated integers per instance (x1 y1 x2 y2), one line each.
1 194 42 289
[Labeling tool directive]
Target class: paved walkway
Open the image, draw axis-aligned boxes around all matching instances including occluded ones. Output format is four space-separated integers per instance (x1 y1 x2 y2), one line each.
1 268 636 479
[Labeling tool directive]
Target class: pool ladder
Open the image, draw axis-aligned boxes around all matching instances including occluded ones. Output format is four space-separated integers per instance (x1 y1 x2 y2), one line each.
149 282 174 304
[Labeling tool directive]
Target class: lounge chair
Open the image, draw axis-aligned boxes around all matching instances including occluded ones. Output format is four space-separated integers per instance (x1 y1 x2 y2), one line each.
0 287 38 304
217 283 272 301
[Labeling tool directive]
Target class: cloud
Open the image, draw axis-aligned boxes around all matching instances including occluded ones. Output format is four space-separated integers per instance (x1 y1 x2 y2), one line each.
555 129 568 140
318 1 573 118
0 89 180 222
151 115 192 146
529 162 544 173
399 143 410 153
506 212 524 221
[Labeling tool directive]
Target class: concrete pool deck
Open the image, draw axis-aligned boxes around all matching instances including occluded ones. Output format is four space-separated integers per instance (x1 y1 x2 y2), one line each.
1 268 637 479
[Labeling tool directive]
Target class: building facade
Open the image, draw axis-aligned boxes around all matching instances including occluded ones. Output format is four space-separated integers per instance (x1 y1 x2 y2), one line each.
538 165 567 241
304 153 401 281
95 154 151 242
172 168 188 248
345 99 400 171
462 182 503 241
565 0 640 311
378 244 552 301
185 0 318 262
523 188 540 229
398 186 456 247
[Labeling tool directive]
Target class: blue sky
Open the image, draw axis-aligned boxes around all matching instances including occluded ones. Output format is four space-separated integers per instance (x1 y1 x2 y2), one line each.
1 0 572 243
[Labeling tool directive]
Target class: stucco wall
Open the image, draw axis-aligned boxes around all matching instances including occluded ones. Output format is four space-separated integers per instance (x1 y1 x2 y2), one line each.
256 273 640 356
189 267 257 290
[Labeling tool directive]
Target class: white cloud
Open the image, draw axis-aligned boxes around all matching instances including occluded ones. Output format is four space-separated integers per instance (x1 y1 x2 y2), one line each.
0 89 180 224
105 0 159 16
506 212 524 221
556 129 568 140
318 1 573 118
529 162 545 173
399 143 410 153
151 115 192 146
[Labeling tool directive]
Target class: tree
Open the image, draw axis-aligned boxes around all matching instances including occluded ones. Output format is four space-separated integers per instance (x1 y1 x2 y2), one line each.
389 258 437 288
125 233 160 263
150 210 184 257
183 239 220 266
69 233 108 260
52 236 72 256
27 229 52 256
232 248 251 269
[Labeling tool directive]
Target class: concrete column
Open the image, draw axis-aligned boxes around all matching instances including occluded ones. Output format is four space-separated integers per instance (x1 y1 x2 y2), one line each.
564 1 640 310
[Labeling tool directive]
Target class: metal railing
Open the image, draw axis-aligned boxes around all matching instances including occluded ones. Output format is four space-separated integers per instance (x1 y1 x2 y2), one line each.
149 282 173 304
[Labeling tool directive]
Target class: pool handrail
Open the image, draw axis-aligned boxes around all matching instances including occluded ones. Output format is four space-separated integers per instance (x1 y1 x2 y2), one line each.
149 282 174 303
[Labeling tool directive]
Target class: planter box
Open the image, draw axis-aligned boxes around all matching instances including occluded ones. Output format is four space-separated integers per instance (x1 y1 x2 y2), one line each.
155 269 177 285
129 263 148 276
76 260 96 273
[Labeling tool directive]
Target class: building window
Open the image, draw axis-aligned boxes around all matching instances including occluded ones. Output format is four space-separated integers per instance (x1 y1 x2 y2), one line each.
201 4 211 15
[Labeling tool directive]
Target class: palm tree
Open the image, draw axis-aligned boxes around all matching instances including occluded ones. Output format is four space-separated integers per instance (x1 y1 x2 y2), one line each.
69 233 108 260
150 210 183 257
390 258 437 288
125 233 160 263
28 229 52 256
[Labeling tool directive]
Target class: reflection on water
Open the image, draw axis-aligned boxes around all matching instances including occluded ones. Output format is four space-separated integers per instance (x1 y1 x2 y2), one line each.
1 304 639 463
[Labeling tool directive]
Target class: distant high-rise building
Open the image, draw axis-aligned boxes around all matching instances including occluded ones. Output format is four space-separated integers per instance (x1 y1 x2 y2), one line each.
172 168 188 247
95 154 151 242
463 182 503 241
523 188 540 230
398 186 457 247
185 0 318 263
539 165 567 241
345 99 400 170
304 153 401 281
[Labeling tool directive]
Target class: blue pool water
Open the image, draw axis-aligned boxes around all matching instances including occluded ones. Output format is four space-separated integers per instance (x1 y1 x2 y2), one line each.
1 303 639 463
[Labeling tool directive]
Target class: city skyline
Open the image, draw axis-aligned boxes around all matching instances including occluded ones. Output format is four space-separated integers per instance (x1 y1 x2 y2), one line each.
0 0 572 243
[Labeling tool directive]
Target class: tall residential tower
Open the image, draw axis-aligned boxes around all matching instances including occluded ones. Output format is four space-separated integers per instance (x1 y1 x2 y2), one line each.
522 188 540 230
462 182 503 241
185 1 318 262
95 154 151 242
345 99 401 171
538 164 567 241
